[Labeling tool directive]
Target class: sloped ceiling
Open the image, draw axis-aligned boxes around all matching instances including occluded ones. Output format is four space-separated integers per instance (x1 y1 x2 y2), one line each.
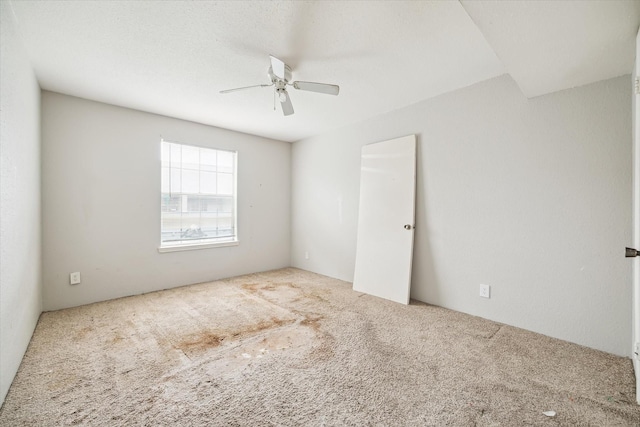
7 1 639 142
462 0 640 98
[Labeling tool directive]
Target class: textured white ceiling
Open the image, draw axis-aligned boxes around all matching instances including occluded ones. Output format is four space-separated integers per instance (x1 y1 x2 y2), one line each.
7 1 639 142
462 0 640 98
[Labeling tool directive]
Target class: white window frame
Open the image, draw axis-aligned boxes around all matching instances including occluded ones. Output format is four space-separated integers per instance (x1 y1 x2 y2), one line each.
158 139 238 252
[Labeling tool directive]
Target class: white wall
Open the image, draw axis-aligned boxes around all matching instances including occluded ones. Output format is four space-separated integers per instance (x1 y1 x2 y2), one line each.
292 74 632 357
42 92 291 310
0 1 43 405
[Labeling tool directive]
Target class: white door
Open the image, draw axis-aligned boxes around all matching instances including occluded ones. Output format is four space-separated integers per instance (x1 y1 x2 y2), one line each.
353 135 416 304
633 27 640 405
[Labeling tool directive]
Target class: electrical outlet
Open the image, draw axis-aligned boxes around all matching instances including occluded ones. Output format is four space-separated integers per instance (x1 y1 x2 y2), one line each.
70 272 81 285
479 284 491 298
305 251 309 260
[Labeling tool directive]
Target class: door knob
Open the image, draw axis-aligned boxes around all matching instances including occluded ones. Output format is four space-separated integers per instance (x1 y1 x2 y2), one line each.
404 224 413 230
626 247 639 257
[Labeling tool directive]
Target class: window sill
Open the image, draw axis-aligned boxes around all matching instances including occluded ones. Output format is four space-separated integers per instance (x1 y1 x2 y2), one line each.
158 240 239 253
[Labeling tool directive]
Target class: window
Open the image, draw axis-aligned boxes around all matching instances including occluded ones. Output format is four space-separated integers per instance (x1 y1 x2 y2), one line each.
160 140 237 250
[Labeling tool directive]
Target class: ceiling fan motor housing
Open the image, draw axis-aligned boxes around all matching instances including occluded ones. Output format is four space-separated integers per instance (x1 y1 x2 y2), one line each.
268 64 292 86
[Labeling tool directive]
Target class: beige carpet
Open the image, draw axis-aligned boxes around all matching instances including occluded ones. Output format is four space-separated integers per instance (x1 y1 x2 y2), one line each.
0 268 638 426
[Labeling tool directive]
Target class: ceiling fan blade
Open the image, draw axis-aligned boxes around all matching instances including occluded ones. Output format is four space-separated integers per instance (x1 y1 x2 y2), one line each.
292 81 339 96
220 83 272 94
280 90 294 116
269 55 286 80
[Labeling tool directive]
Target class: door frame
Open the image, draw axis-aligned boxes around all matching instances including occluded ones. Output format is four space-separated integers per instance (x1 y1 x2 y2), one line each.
633 26 640 405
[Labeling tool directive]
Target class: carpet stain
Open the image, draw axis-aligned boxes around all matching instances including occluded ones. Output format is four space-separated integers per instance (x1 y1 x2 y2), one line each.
243 281 330 306
73 326 94 341
238 317 296 335
108 334 125 344
242 282 299 293
175 317 297 353
300 314 324 331
177 331 224 350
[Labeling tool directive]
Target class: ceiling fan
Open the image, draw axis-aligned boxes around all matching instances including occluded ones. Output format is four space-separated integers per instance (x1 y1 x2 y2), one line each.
219 55 339 116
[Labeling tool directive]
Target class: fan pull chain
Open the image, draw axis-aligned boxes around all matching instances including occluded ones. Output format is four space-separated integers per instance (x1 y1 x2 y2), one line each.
273 87 276 111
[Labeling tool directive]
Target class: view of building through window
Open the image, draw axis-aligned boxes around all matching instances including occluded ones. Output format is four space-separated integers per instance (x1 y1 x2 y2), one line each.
161 140 237 247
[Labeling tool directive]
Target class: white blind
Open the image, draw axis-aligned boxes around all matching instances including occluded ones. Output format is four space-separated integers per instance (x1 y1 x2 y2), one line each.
160 140 237 246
